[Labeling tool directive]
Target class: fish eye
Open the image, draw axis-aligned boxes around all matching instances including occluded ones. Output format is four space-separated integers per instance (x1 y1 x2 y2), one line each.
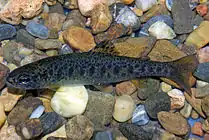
18 75 31 84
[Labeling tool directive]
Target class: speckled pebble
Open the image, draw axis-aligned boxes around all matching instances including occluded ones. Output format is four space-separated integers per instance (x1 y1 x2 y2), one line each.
0 24 16 41
167 89 185 110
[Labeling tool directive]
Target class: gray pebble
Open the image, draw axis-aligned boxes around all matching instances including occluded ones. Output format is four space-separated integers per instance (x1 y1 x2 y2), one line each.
0 24 16 41
16 29 35 49
194 62 209 83
132 104 150 126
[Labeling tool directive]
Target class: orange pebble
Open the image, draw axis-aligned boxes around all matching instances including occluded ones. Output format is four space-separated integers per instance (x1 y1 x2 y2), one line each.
196 4 208 16
191 122 204 136
120 0 134 5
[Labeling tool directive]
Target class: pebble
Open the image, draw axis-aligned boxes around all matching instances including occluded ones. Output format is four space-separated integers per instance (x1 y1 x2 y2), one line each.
202 119 209 133
171 0 193 34
59 44 73 55
191 110 199 119
115 81 137 95
26 21 49 39
38 98 53 112
194 62 209 82
49 2 64 15
180 100 192 118
191 122 204 136
41 125 66 140
204 134 209 140
20 53 47 66
62 10 86 30
46 50 58 56
194 84 209 98
29 105 45 119
0 24 16 41
144 92 170 119
90 3 112 34
167 89 185 110
15 29 35 49
16 118 43 139
0 102 6 128
7 96 43 126
132 104 150 126
40 112 66 136
148 21 176 39
165 0 173 11
196 4 208 16
198 46 209 63
6 63 18 71
201 95 209 117
84 90 115 129
113 95 136 122
35 38 62 50
186 21 209 49
65 115 94 140
184 92 206 118
110 3 141 31
51 85 88 118
196 80 209 88
0 88 22 112
63 26 96 52
18 47 33 58
135 0 157 12
137 78 160 100
63 0 78 9
161 82 172 93
0 63 9 89
158 111 189 135
93 130 113 140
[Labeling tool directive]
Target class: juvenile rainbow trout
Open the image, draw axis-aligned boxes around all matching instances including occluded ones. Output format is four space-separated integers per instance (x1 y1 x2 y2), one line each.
6 52 198 94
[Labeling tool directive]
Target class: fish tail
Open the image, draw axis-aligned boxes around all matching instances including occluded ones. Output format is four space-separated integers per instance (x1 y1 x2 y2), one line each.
169 55 198 95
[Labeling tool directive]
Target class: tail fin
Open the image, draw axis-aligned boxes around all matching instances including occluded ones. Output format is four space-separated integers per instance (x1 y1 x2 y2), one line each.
169 55 199 95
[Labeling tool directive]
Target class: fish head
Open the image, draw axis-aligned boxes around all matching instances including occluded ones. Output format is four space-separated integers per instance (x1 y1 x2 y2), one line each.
5 66 42 90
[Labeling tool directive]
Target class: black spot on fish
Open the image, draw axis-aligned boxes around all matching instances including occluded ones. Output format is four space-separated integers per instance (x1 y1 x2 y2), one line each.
113 65 120 75
107 63 112 69
79 67 85 76
128 66 133 74
68 67 74 77
89 66 95 76
121 72 126 77
156 66 162 73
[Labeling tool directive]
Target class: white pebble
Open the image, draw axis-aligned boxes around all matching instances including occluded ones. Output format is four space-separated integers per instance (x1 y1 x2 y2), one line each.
51 85 88 118
161 82 172 93
148 21 176 39
29 105 45 119
113 95 136 122
196 80 209 88
135 0 157 11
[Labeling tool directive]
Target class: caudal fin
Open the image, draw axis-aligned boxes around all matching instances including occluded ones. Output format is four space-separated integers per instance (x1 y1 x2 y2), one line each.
169 55 199 95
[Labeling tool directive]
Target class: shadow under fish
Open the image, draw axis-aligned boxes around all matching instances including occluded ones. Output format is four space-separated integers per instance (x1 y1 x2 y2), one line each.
5 52 198 95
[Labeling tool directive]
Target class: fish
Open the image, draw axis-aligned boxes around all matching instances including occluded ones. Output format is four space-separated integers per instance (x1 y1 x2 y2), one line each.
5 52 198 94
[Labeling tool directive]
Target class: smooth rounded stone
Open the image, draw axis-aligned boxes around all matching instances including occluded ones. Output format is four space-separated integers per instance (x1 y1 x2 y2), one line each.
167 89 185 110
20 53 47 66
65 115 94 140
62 10 86 30
63 26 96 52
191 122 204 136
113 95 136 122
40 112 66 136
0 24 16 41
196 4 208 17
0 121 22 140
0 0 7 11
137 78 160 100
158 111 189 135
115 81 137 96
201 95 209 117
196 80 209 88
0 88 22 112
144 92 170 119
148 21 176 39
161 82 172 93
7 96 43 126
198 46 209 63
194 84 209 98
165 0 173 11
59 44 73 55
63 0 78 9
84 90 115 129
16 118 43 139
0 102 6 128
26 21 49 39
46 50 58 56
51 85 88 118
186 21 209 49
18 46 33 58
0 63 9 89
16 29 35 49
180 100 192 118
135 0 157 12
90 3 112 34
41 125 66 140
93 130 113 140
35 38 62 50
109 3 141 31
194 62 209 82
191 110 199 119
171 0 193 34
29 105 45 119
140 4 170 23
49 2 64 14
132 104 150 126
139 15 173 36
44 13 66 32
6 63 18 71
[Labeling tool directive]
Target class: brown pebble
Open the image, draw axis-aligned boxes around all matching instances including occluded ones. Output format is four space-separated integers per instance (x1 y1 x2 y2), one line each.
191 122 204 136
191 110 199 119
116 81 137 95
